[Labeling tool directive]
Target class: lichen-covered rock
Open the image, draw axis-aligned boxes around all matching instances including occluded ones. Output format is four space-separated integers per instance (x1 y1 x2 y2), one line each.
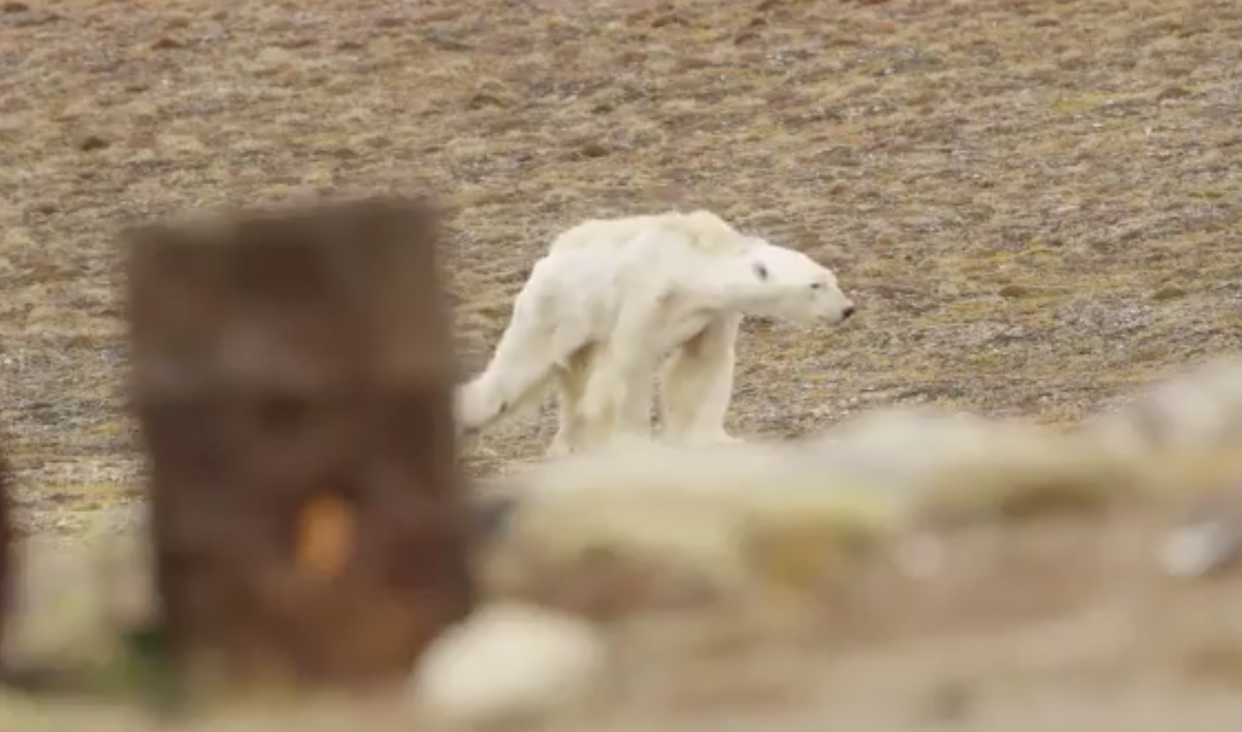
1079 357 1242 459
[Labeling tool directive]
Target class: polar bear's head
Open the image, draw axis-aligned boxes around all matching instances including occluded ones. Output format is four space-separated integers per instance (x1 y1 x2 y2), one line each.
730 243 855 326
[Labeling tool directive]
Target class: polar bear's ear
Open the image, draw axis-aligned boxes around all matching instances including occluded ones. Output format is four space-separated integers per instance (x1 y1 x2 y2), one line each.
752 262 769 281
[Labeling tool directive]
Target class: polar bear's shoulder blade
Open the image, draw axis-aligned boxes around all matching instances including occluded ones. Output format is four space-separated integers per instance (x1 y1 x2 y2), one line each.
548 210 754 258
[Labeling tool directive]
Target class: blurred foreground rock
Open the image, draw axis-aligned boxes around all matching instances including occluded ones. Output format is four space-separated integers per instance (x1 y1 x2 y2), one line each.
1 525 153 678
410 602 610 728
5 391 1242 728
1080 357 1242 461
1077 359 1242 577
483 406 1149 612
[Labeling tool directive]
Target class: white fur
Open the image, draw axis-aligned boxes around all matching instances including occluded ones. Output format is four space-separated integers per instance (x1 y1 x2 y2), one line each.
456 209 855 456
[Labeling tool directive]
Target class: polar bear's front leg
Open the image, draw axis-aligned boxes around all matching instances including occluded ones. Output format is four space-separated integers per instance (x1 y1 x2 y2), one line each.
620 373 655 436
578 303 661 450
659 314 743 447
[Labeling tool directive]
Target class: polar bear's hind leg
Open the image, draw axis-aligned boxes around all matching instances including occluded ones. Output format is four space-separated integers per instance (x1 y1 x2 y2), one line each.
546 348 593 458
456 276 571 433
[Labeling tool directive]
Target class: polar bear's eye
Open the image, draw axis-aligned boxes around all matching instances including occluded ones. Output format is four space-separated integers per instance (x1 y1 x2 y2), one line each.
810 282 825 290
752 263 769 281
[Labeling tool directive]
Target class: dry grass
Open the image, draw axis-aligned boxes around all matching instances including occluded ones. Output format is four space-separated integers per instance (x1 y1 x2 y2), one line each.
3 0 1242 727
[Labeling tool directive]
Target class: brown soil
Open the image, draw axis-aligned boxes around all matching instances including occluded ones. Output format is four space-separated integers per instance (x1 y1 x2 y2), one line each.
1 0 1242 726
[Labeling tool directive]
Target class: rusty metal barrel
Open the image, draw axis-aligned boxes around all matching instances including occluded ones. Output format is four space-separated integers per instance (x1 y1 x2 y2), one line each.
124 197 474 696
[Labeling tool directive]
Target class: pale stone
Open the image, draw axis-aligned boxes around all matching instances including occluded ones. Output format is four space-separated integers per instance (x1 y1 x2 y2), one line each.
410 602 609 728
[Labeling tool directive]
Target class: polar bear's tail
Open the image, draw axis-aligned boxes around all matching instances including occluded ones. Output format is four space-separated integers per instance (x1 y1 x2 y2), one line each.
455 261 576 435
455 360 555 435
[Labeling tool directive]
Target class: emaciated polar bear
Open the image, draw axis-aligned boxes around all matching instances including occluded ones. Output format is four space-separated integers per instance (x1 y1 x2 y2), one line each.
456 210 856 456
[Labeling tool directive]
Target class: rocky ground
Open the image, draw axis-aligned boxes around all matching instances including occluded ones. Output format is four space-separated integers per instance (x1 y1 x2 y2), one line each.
1 0 1242 728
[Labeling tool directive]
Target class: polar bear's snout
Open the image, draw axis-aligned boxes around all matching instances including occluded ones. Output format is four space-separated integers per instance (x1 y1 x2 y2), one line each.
824 301 855 325
814 283 856 325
